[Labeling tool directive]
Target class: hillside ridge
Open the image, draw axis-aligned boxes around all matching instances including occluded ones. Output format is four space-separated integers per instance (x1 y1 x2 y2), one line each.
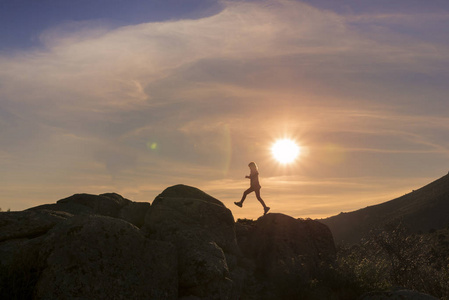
320 173 449 244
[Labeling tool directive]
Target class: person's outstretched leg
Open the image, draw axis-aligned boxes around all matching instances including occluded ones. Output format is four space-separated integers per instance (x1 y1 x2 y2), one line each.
255 189 270 215
235 187 253 207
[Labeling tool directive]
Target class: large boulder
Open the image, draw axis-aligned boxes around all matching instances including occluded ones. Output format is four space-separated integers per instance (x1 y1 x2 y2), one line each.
35 215 177 300
142 184 240 299
0 210 71 243
0 209 73 299
119 201 151 228
359 289 439 300
28 193 151 228
0 210 70 299
55 192 131 217
143 185 238 254
237 213 336 298
0 236 46 299
0 207 175 300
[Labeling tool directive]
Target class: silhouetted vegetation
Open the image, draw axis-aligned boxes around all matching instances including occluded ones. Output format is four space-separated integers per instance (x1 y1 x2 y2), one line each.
334 222 449 299
236 218 256 226
238 218 449 299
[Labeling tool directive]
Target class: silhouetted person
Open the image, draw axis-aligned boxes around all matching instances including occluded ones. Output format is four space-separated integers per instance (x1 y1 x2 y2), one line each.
235 162 270 215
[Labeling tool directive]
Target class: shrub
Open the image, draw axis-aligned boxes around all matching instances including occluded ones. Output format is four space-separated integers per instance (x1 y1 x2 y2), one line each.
334 222 449 299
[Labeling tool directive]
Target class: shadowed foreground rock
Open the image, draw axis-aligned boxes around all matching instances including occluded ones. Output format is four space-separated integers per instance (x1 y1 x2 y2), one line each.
236 213 337 298
141 185 240 299
0 209 71 243
359 289 440 300
1 186 339 299
35 215 177 299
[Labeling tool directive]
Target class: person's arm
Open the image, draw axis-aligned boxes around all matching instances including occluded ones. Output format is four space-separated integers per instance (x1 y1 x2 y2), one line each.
246 171 257 179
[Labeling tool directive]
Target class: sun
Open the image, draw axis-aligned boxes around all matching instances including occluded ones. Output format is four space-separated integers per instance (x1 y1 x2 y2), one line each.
271 139 301 164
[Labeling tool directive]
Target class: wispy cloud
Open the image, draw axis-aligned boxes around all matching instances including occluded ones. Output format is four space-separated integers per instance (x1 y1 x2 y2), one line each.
1 0 448 217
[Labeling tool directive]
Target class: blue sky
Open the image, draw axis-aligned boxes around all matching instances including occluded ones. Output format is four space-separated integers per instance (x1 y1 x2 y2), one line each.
0 0 222 50
2 0 448 50
1 0 449 219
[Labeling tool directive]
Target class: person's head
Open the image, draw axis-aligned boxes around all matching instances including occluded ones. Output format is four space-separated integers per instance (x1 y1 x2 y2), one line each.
248 161 258 172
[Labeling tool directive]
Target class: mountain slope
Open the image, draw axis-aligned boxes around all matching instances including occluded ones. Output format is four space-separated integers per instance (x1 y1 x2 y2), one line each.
320 173 449 245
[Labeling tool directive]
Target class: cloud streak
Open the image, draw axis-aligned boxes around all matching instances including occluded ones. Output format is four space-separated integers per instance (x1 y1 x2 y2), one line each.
1 0 448 219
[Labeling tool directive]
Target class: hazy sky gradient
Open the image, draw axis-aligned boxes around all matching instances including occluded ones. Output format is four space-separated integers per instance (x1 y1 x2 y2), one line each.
1 0 448 219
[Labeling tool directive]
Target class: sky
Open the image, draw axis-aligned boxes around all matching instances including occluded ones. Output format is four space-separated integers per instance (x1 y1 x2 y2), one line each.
1 0 449 220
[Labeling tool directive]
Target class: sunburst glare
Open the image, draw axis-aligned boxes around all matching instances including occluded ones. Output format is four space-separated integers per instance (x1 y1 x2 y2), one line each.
271 138 301 164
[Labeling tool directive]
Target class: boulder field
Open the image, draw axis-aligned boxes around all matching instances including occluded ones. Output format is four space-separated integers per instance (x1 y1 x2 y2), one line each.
0 185 336 299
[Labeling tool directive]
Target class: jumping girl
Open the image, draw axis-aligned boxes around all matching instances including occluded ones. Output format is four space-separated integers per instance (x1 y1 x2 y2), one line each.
234 162 270 215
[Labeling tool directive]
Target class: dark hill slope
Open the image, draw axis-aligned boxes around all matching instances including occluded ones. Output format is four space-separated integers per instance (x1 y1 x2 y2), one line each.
320 173 449 245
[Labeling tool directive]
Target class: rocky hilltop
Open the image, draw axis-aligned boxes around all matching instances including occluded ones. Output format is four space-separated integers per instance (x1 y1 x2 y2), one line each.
0 185 336 300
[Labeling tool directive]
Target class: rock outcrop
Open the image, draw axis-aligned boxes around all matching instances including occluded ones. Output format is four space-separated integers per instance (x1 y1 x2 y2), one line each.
141 185 240 299
1 185 337 300
28 192 150 228
35 215 177 300
0 209 71 242
360 289 440 300
236 213 336 298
